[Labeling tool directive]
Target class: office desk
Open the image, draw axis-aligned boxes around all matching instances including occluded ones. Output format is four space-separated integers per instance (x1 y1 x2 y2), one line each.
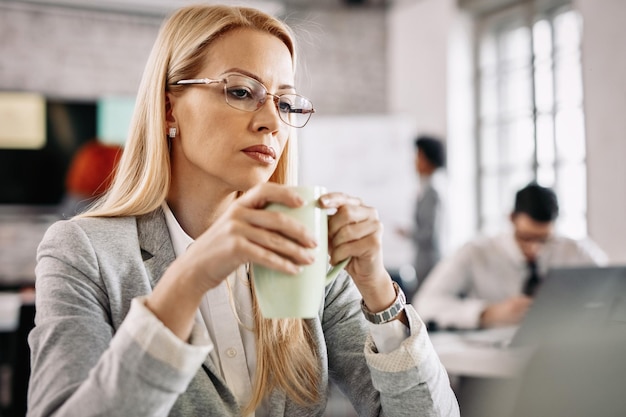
429 327 532 417
429 326 531 379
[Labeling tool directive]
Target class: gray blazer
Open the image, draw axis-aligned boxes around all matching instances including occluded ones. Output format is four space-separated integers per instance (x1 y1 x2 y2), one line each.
28 208 459 417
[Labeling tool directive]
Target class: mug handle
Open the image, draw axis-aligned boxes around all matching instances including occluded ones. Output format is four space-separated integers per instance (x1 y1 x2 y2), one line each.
325 257 351 285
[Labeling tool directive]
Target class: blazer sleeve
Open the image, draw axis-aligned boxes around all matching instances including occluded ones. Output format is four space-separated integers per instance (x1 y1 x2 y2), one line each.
28 220 210 417
322 273 460 417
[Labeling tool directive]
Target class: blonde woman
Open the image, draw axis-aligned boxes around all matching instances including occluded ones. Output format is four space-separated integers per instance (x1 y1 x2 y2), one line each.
28 4 459 417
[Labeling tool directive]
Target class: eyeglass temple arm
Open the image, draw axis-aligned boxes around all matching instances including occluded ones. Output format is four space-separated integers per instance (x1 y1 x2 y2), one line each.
290 108 316 115
175 78 220 85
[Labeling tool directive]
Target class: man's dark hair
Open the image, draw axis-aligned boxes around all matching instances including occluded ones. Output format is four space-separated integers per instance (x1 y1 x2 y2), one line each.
513 182 559 222
414 135 445 168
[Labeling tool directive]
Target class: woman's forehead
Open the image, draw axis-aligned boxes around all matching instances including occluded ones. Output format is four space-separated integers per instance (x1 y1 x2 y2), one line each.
199 28 295 86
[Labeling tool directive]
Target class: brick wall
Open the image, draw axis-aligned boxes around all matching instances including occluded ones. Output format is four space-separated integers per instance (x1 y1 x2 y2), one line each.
0 2 160 99
286 7 387 115
0 2 387 112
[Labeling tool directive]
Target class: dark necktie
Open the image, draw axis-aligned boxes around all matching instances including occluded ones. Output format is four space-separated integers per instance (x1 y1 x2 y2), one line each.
523 260 541 296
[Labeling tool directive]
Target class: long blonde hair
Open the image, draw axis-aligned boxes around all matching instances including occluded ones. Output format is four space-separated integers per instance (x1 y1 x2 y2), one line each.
82 5 320 413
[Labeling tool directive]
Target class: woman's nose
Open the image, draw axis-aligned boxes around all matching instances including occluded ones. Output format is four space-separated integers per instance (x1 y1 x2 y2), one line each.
252 95 282 132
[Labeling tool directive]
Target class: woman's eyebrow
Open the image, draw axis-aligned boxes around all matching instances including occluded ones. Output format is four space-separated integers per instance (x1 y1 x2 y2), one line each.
222 67 295 90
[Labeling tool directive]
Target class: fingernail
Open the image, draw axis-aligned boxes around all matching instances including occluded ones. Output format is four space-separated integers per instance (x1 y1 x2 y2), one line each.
319 196 330 206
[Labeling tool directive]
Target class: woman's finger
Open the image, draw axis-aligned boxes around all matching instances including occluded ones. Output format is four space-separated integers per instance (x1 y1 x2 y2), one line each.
318 192 362 209
235 237 305 275
235 220 316 266
330 217 381 249
233 205 318 248
327 203 376 238
237 182 304 209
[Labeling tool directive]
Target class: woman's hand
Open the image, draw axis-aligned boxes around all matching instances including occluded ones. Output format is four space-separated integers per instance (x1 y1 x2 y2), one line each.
318 192 398 316
182 183 318 294
147 183 317 340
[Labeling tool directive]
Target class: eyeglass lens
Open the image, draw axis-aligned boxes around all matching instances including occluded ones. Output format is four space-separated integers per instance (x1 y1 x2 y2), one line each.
223 75 313 128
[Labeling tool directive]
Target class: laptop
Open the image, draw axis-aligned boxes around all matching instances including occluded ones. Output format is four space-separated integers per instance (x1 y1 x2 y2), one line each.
503 266 626 417
509 265 626 347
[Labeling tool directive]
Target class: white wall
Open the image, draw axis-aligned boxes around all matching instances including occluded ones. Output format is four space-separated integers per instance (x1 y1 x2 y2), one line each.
576 0 626 263
298 115 417 269
446 11 478 253
388 0 452 134
388 0 478 253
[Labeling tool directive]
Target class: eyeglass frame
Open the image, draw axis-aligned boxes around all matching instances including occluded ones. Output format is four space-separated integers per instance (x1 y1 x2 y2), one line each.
170 73 315 128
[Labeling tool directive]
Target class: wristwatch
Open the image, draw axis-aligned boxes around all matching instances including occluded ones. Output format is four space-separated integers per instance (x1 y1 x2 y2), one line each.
361 281 406 324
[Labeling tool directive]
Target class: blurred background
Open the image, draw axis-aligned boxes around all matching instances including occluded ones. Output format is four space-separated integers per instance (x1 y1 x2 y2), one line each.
1 0 624 279
0 0 624 415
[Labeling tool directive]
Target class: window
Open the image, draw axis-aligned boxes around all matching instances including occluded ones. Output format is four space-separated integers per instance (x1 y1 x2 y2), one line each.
476 3 587 238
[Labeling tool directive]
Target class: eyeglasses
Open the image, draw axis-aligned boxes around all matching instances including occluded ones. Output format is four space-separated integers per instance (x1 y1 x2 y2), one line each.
173 73 315 128
514 231 552 245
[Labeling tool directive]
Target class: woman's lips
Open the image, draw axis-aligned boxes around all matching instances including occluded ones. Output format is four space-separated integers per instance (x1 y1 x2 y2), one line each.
242 144 277 164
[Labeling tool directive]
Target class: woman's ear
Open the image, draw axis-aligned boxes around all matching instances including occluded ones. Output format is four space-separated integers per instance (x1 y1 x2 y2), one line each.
165 93 178 139
165 93 176 124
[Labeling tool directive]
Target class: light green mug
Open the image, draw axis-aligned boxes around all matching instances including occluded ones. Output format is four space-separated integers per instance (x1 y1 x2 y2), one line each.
251 185 350 318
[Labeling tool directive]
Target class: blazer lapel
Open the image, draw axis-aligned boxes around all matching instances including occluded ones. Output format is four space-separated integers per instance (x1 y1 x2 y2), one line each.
136 207 176 288
136 208 226 382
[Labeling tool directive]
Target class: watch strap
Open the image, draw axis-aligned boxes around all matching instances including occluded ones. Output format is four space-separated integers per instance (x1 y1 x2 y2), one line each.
361 281 406 324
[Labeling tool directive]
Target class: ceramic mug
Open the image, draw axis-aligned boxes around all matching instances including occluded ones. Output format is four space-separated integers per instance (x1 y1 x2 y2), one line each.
251 185 350 318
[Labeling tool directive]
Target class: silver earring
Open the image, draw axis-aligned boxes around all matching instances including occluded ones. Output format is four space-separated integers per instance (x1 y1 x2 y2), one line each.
168 127 177 139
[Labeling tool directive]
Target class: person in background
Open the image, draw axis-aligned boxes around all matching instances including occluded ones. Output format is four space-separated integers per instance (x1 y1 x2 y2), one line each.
397 135 446 292
414 182 607 330
58 139 123 218
28 5 459 417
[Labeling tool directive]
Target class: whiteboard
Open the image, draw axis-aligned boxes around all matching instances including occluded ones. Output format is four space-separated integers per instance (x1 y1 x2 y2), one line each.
298 115 417 269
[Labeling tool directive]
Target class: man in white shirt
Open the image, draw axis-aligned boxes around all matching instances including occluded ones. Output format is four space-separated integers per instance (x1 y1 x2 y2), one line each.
413 183 607 330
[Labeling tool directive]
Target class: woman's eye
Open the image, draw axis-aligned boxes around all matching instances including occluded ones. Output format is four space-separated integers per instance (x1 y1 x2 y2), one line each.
278 101 294 113
227 87 253 100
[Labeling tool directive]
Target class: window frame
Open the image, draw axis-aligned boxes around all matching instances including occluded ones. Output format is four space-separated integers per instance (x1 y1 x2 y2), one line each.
474 1 588 238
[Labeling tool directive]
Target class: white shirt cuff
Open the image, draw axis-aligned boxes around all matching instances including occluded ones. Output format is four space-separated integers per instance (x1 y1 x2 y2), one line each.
368 318 410 353
120 297 213 374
